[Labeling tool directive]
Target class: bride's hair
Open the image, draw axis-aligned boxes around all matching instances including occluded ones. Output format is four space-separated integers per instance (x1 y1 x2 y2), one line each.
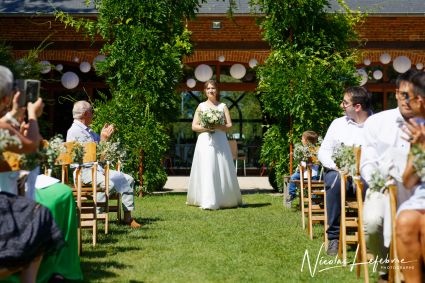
204 80 220 101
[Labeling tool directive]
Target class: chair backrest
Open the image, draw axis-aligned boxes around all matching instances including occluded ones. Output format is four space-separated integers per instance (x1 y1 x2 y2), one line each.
0 151 21 171
354 146 361 177
318 165 324 182
56 141 97 165
228 140 238 160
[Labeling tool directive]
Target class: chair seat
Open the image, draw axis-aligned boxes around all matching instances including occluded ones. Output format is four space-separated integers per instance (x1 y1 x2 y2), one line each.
346 201 358 209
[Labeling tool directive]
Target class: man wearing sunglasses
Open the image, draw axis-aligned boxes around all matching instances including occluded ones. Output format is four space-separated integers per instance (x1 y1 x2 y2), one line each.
360 68 418 283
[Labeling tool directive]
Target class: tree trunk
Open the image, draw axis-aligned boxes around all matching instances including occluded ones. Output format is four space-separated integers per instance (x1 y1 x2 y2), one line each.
138 148 143 197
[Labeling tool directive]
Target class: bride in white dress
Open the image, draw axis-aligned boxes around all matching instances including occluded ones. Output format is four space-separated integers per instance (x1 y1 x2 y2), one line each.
186 80 242 210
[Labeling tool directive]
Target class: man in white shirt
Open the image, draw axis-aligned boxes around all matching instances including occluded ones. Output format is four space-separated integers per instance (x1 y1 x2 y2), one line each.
318 86 372 256
360 69 418 280
66 100 141 228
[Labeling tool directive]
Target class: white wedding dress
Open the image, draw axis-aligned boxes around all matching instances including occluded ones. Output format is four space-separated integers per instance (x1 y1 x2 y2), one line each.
187 102 242 210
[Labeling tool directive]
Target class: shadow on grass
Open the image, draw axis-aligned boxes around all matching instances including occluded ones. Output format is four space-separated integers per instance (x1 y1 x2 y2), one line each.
152 190 187 196
240 189 276 194
241 202 271 208
80 259 127 281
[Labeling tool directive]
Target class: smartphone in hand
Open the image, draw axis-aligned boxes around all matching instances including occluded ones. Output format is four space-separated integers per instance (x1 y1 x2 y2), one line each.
16 79 40 107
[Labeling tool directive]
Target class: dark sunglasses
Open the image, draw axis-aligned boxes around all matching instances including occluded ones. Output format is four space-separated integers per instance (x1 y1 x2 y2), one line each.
398 91 409 101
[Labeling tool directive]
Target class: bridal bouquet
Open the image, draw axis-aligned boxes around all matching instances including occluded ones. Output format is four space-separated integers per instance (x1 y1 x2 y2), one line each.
199 108 224 129
331 143 356 175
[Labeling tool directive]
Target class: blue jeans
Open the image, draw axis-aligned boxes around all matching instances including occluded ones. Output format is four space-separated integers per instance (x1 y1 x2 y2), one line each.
324 169 368 240
288 171 319 198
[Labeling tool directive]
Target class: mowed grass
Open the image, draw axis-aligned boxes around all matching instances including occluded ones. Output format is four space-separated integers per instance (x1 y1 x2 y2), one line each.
80 192 372 283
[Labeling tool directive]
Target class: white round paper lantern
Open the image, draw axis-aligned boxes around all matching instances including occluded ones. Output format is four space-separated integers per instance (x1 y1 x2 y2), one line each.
248 58 258 68
356 69 368 86
363 58 371 66
416 63 424 70
194 64 213 82
230 63 246 79
79 61 91 73
379 53 391 64
372 70 383 80
72 56 80 63
186 78 196 88
393 56 411 73
217 55 225 62
40 61 51 74
93 55 106 69
55 64 63 72
61 72 79 89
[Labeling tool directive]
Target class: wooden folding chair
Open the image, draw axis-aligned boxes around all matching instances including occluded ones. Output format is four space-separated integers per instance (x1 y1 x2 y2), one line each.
228 140 247 176
97 160 122 228
352 175 369 282
338 147 369 282
339 172 359 262
300 164 327 243
57 141 98 255
1 151 22 196
388 183 402 283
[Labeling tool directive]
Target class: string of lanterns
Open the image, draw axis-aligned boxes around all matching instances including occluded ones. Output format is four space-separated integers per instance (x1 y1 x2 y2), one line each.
186 56 259 88
357 53 423 86
41 52 423 89
39 54 106 89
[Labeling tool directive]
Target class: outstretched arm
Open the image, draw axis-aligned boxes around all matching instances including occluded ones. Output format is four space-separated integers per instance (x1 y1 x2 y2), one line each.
0 121 39 154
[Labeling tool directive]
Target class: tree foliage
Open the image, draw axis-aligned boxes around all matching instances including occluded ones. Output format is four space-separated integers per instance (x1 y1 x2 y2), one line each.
55 0 207 192
249 0 363 185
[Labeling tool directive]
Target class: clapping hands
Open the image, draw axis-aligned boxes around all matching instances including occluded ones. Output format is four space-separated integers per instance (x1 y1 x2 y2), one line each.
100 123 115 141
401 118 425 147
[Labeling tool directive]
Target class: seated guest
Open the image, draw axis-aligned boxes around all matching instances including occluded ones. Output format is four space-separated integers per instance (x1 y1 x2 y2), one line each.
286 130 320 205
360 69 418 281
0 65 64 283
66 100 141 228
396 71 425 283
0 66 83 283
317 86 372 256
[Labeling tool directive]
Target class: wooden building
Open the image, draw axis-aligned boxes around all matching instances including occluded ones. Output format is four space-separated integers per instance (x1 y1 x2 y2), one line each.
1 0 425 172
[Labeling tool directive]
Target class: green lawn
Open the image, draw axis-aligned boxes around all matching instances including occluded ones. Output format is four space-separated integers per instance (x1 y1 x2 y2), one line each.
79 192 374 282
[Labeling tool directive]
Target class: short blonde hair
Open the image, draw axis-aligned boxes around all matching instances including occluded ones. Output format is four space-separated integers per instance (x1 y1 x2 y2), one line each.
72 100 92 119
0 65 14 100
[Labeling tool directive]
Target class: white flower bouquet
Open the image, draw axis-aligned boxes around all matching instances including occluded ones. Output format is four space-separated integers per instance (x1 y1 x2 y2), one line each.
199 108 224 129
331 143 356 175
368 170 387 193
96 140 127 165
0 129 22 152
71 141 85 165
293 136 322 165
20 135 66 171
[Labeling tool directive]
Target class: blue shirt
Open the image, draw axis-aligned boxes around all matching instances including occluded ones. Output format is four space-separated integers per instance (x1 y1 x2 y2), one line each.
66 120 100 143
